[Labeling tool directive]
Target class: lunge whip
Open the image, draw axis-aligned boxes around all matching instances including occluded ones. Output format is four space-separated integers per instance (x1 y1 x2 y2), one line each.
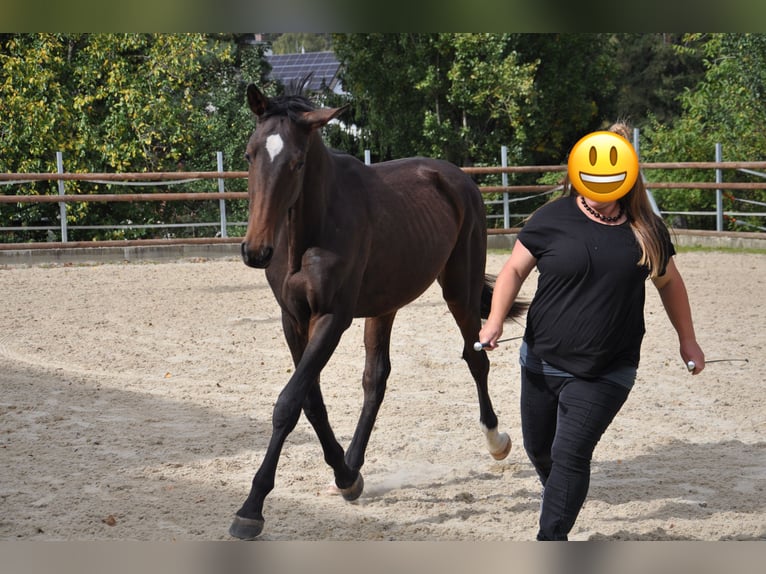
473 336 523 351
686 358 749 371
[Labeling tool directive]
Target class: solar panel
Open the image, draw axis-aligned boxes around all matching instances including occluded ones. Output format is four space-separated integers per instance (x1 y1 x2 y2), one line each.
266 51 341 92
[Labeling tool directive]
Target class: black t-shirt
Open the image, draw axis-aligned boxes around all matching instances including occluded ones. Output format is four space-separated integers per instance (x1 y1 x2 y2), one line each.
517 195 674 378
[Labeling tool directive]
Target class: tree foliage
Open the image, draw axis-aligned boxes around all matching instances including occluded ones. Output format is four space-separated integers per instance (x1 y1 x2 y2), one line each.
271 33 332 55
331 33 623 221
427 33 537 166
613 33 705 129
510 34 620 166
641 33 766 231
330 34 434 162
1 32 764 241
0 33 265 241
332 33 531 166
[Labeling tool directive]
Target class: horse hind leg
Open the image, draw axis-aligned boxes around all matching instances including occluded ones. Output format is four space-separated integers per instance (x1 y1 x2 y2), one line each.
439 264 512 461
459 324 512 460
344 313 396 475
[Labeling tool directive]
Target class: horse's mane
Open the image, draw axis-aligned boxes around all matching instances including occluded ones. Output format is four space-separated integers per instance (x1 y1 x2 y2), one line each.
262 74 316 121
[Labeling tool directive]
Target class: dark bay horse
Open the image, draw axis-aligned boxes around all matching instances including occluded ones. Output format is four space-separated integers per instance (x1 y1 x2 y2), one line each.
230 80 526 540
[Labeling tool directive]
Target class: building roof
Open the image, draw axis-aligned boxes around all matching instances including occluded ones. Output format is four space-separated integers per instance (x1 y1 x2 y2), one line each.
265 51 342 93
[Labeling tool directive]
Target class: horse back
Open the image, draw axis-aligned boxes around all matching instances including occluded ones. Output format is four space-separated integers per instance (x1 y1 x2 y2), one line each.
367 156 485 242
347 156 487 313
372 157 482 207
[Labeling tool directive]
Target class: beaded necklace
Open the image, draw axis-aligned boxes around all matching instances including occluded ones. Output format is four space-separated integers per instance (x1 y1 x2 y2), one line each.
580 195 624 223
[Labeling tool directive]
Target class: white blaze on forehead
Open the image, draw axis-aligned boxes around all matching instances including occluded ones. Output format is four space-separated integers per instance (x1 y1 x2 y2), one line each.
265 133 284 162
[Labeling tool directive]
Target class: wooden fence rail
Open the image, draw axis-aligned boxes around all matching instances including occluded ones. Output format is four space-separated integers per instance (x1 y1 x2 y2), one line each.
0 192 248 204
2 160 766 250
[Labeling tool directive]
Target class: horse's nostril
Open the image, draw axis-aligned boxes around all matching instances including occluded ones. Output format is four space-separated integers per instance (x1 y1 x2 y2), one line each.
241 243 273 268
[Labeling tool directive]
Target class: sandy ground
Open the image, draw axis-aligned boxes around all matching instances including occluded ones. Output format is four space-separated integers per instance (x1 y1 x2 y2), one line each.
0 250 764 542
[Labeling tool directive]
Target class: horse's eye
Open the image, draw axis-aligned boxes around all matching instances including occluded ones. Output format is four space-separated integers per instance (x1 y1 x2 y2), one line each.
244 152 252 164
295 160 305 171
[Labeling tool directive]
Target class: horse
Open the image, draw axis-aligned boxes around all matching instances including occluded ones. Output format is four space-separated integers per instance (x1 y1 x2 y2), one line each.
230 79 526 540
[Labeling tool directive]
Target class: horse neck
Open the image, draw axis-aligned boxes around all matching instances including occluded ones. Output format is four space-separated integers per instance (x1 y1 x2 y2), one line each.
285 133 335 266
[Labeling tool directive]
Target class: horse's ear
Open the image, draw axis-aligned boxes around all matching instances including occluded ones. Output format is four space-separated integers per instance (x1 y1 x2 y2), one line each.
300 104 350 131
247 84 269 117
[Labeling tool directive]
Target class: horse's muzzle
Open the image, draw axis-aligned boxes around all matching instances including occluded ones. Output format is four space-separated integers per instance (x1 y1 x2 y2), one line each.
241 243 273 268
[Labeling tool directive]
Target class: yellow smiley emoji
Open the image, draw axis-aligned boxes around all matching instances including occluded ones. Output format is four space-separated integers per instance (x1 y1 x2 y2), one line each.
567 131 639 202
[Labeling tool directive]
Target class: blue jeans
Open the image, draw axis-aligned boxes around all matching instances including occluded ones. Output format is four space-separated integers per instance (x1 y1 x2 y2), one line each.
520 367 631 540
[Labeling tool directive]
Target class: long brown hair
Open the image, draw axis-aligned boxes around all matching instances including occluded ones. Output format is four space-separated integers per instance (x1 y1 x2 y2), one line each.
561 122 672 278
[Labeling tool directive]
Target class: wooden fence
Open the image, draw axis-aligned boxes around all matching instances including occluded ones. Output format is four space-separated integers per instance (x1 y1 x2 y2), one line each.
2 160 766 250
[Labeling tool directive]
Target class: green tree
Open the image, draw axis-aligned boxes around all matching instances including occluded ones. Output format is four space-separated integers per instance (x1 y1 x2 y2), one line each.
331 33 434 162
332 34 537 166
331 33 621 226
271 33 332 55
0 33 258 241
424 33 537 166
4 33 763 241
0 34 75 236
186 34 272 236
511 34 620 167
0 34 74 175
613 33 706 128
642 33 766 231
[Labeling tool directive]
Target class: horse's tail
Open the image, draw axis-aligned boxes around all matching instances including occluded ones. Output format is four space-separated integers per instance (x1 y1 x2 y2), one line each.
481 275 528 320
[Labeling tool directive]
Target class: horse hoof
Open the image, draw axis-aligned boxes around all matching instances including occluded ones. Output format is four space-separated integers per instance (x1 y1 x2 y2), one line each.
228 514 265 540
340 473 364 501
490 432 512 460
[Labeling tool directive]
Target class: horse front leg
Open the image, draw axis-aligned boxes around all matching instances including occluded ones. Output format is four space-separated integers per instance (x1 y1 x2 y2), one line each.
228 366 317 539
229 313 351 540
290 312 362 497
345 313 396 473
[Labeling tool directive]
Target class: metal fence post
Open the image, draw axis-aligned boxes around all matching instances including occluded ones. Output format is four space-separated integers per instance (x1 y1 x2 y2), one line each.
56 151 68 243
634 128 660 216
364 149 371 165
716 143 723 231
217 151 227 238
501 145 510 229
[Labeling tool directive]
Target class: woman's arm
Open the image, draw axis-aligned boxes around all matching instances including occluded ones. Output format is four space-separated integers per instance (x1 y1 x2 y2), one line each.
478 239 537 350
652 257 706 374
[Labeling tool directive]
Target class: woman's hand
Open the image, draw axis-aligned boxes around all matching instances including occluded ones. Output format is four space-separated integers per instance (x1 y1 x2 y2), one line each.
681 339 705 375
477 322 503 351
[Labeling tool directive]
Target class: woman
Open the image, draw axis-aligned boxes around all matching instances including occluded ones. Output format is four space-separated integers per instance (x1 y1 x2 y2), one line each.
478 123 705 540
